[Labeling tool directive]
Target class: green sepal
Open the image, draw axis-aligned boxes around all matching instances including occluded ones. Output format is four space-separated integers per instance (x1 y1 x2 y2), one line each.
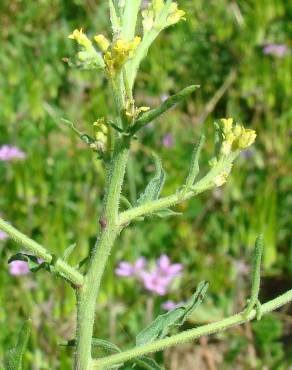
151 208 182 218
137 153 166 205
136 281 209 346
4 319 32 370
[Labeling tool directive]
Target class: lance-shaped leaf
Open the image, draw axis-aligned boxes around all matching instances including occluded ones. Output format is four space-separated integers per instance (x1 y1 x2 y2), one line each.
136 281 209 346
130 85 200 135
5 319 32 370
243 235 264 319
62 243 77 262
185 133 205 188
137 154 166 206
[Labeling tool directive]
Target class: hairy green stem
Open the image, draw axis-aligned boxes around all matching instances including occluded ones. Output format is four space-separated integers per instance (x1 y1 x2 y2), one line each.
74 139 130 370
92 288 292 369
0 218 83 286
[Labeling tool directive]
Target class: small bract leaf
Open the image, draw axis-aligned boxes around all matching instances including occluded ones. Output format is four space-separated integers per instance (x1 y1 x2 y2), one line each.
5 319 32 370
62 243 77 262
137 153 166 205
151 208 182 218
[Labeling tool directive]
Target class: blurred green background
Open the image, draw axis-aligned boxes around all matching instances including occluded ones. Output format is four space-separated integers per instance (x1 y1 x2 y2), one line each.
0 0 291 369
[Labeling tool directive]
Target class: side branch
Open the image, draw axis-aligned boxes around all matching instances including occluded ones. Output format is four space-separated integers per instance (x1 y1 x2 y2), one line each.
119 153 237 226
0 218 84 287
130 85 200 135
91 288 292 369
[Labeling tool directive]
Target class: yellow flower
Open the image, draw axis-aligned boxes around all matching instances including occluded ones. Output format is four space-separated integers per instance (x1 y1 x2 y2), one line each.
104 36 141 76
220 118 233 135
233 124 243 138
238 128 257 149
94 34 110 52
167 3 186 25
68 28 92 49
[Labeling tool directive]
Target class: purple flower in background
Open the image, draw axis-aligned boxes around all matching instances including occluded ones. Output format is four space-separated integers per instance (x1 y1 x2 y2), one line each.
161 300 184 311
115 257 146 277
162 133 173 148
140 255 183 295
140 270 172 295
0 145 26 161
0 230 8 240
116 254 183 296
157 255 183 278
9 260 30 276
263 44 289 58
240 149 253 159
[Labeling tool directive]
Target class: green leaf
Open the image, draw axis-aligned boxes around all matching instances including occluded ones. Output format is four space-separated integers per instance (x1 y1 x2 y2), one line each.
130 85 200 134
62 243 77 262
136 281 209 346
132 356 163 370
151 208 182 218
5 319 32 370
185 134 205 188
137 154 166 205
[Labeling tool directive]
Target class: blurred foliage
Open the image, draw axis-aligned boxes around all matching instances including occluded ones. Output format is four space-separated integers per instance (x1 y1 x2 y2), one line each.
0 0 291 369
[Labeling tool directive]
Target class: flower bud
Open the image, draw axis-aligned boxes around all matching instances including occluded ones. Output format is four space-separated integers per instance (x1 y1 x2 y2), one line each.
94 34 110 52
68 28 92 49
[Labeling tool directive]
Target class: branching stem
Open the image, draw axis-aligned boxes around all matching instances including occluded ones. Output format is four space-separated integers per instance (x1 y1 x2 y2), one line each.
92 288 292 369
0 218 83 287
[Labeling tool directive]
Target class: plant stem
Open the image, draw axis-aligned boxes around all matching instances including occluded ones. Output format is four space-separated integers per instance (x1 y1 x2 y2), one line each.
74 139 130 370
0 218 83 286
92 288 292 369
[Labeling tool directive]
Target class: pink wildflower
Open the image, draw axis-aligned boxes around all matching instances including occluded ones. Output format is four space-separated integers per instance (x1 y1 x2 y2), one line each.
0 145 26 161
9 260 30 276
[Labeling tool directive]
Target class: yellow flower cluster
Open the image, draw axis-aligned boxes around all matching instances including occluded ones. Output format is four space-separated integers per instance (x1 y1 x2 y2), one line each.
167 2 186 26
90 118 108 152
219 118 256 155
124 99 150 123
142 1 185 33
68 28 92 50
94 35 141 76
